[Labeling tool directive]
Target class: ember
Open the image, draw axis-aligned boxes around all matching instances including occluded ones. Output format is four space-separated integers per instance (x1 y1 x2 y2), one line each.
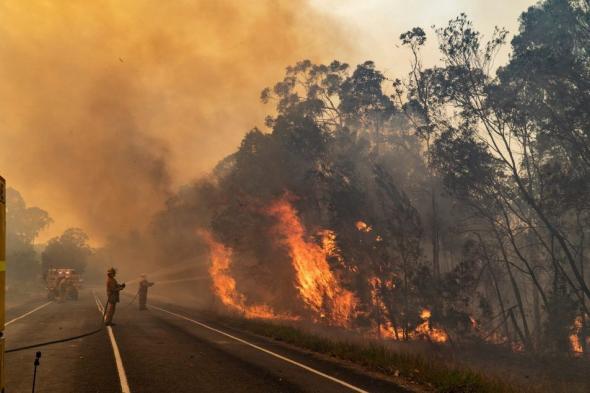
355 221 372 233
570 316 584 355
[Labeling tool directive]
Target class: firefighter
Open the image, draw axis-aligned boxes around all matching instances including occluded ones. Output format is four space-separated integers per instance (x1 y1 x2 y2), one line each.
56 274 66 303
138 274 155 311
105 267 125 326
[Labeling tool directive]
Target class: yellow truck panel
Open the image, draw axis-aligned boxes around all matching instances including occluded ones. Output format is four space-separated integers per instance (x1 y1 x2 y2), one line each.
0 175 6 392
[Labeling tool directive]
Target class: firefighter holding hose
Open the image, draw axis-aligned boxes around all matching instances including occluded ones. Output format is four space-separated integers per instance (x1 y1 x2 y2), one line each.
138 274 155 310
105 267 125 326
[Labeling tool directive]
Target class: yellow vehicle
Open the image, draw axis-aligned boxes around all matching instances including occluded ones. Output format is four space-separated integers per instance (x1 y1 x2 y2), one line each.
1 176 6 392
46 268 81 301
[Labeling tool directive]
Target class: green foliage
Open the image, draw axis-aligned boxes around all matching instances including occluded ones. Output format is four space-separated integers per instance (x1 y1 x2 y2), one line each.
397 0 590 355
6 187 52 246
148 0 590 359
5 187 52 283
42 228 92 273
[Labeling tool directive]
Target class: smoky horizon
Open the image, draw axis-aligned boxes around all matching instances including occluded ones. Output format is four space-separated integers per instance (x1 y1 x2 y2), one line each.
2 1 589 393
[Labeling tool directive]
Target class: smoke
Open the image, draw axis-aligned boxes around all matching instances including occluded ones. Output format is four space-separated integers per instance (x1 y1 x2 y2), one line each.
0 0 349 241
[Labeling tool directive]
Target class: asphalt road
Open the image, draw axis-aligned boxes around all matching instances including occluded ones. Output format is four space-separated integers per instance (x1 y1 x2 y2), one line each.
4 290 409 393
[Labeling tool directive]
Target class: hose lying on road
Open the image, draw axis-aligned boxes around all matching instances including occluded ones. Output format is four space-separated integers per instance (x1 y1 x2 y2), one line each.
5 326 104 353
5 297 110 354
5 289 146 354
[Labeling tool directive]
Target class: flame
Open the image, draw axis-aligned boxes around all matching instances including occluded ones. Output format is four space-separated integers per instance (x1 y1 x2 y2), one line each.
369 277 396 338
319 229 345 266
200 198 454 342
511 342 525 352
469 316 478 329
379 323 401 339
570 316 584 354
368 280 448 343
200 230 295 320
414 308 448 343
266 198 356 326
369 276 387 314
355 221 372 233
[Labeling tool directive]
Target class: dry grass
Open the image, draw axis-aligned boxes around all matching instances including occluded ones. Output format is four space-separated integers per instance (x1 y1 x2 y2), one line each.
220 316 537 393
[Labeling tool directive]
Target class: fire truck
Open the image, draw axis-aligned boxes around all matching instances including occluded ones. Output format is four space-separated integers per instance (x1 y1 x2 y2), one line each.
45 268 81 301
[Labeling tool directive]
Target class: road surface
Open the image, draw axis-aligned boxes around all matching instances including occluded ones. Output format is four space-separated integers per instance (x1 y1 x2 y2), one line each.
4 290 409 392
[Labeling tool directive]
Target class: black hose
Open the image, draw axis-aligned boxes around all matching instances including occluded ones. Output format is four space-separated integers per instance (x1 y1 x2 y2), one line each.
5 327 104 353
6 295 110 354
123 290 140 307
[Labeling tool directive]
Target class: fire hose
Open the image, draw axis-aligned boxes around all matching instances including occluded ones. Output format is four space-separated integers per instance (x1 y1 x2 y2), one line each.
123 289 140 307
5 286 144 353
4 297 111 354
5 326 104 353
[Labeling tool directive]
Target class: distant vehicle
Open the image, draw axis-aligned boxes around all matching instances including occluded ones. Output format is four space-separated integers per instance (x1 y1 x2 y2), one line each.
46 268 82 301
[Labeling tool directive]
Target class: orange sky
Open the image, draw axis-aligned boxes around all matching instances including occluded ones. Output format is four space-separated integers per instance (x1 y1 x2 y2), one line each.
0 0 535 244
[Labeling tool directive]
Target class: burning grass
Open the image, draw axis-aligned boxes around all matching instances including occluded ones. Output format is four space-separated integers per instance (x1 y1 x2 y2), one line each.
219 316 537 393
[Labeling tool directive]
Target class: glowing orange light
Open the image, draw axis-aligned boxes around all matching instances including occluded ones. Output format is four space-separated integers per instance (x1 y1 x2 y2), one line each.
414 308 448 343
355 221 372 233
266 197 357 326
570 316 584 354
200 229 295 320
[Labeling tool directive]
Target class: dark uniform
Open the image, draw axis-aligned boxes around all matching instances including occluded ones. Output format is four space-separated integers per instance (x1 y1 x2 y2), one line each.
105 268 125 325
56 276 66 302
138 276 154 310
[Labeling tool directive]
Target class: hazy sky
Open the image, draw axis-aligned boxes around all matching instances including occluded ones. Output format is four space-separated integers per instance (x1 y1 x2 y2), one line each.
311 0 536 73
0 0 537 243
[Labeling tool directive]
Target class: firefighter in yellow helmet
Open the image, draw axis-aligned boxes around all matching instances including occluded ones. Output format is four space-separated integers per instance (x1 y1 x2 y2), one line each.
105 267 125 326
138 274 155 311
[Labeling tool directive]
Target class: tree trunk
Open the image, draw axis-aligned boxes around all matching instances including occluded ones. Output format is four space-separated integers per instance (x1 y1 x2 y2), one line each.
487 254 512 344
533 282 541 348
431 189 440 279
493 225 533 351
577 212 587 356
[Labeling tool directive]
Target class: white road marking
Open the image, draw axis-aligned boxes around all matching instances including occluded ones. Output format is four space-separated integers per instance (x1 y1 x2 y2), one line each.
5 301 53 326
151 305 370 393
93 292 131 393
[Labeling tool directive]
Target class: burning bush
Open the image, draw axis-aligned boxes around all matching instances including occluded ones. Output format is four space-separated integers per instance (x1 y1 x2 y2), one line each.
145 2 590 357
152 60 463 343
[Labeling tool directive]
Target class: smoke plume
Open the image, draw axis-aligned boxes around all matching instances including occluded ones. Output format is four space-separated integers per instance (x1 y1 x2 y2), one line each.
0 0 349 241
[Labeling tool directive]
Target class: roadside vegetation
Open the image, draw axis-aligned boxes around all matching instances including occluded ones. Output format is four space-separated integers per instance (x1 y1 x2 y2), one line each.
220 315 532 393
143 0 590 362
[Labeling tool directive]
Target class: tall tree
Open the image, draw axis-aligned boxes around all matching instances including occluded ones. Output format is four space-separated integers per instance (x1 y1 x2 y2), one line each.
5 188 52 282
42 228 92 273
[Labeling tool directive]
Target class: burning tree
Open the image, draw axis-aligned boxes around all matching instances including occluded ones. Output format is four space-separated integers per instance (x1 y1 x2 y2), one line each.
161 57 457 342
143 0 590 356
396 1 590 354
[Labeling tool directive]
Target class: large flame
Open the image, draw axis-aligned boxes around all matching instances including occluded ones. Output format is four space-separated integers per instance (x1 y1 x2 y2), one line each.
200 230 291 319
415 309 449 343
266 198 357 326
202 203 449 340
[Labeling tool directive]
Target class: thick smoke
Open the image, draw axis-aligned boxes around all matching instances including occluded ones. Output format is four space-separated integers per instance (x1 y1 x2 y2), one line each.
0 0 348 241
